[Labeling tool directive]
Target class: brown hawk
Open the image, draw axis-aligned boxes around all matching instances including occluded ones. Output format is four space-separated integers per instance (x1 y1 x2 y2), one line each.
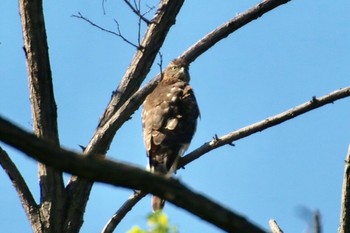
142 58 200 211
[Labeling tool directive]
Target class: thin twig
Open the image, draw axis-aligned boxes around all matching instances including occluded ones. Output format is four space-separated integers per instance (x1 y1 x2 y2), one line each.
123 0 151 24
72 12 139 49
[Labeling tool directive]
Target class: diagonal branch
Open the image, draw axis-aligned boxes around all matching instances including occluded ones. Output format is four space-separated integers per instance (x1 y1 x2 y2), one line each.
180 87 350 167
180 0 291 63
0 146 40 229
339 146 350 233
0 117 266 233
101 191 147 233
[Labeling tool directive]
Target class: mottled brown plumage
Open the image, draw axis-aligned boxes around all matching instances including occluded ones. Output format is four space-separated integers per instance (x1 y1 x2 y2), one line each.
142 58 200 211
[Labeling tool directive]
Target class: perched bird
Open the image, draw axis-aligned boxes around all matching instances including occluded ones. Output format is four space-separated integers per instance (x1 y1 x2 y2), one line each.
142 58 200 211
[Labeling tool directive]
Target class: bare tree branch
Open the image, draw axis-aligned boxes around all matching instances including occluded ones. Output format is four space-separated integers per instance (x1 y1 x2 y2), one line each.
0 117 266 233
19 0 65 231
179 0 291 63
122 0 152 24
101 191 146 233
269 219 284 233
72 12 139 49
0 147 40 230
339 146 350 233
179 87 350 167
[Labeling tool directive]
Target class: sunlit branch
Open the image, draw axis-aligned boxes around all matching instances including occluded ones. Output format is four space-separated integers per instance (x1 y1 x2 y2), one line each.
180 87 350 167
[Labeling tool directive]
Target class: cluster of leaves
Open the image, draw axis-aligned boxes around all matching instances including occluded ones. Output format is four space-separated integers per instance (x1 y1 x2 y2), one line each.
128 211 178 233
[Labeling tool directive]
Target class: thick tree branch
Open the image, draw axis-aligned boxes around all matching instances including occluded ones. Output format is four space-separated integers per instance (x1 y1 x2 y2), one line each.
180 0 291 63
180 87 350 167
19 0 65 232
0 147 40 229
339 146 350 233
0 117 266 233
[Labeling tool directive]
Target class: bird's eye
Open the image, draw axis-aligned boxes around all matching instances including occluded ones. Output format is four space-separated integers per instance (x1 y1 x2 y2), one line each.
172 66 178 71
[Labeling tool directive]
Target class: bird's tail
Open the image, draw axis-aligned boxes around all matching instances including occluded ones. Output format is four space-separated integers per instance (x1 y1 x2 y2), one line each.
152 195 165 211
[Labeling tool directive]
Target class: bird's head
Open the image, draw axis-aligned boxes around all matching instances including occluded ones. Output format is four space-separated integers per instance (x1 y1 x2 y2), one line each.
163 58 190 83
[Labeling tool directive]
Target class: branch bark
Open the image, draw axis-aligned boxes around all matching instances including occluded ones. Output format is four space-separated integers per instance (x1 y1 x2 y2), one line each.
339 146 350 233
0 117 266 233
19 0 65 232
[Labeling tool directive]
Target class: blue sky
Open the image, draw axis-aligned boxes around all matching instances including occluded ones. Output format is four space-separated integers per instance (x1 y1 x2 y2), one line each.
1 0 350 232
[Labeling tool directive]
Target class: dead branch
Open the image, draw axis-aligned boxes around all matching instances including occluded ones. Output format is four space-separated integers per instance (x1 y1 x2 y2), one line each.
339 146 350 233
0 117 266 233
